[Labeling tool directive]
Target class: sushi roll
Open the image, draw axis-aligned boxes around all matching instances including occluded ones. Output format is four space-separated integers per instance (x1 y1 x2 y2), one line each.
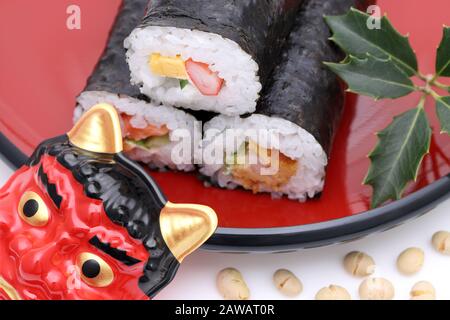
75 0 200 172
200 0 369 201
125 0 304 116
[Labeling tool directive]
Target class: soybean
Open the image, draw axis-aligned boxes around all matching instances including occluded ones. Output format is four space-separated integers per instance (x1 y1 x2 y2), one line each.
432 231 450 255
397 247 424 275
410 281 435 300
315 285 351 300
216 268 250 300
359 277 395 300
343 251 375 277
273 269 303 297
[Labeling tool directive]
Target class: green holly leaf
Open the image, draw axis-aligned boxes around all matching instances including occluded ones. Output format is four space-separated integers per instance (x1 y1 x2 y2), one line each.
436 96 450 134
364 105 431 208
325 8 418 76
436 26 450 77
325 54 415 99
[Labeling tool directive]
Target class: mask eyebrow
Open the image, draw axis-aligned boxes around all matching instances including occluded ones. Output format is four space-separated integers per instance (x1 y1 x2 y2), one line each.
89 236 141 266
38 165 62 209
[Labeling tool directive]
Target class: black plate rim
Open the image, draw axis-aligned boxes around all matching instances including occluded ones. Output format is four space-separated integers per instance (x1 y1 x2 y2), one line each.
1 131 449 252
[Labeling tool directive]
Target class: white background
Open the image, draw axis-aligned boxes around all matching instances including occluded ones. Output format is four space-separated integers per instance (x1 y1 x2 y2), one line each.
1 157 449 300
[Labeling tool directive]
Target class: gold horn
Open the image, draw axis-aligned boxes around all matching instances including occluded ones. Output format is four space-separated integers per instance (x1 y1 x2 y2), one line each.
160 202 218 262
68 103 123 154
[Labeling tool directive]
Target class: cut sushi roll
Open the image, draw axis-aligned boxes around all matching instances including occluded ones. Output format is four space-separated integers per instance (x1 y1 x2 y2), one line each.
200 0 369 200
74 0 200 171
125 0 304 116
200 115 328 201
75 93 200 172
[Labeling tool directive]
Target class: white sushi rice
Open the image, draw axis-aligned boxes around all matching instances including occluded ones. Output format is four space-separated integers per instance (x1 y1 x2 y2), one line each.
199 114 328 201
75 91 201 172
125 26 261 116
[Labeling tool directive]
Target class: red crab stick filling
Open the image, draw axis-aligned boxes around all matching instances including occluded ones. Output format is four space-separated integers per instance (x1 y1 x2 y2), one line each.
120 114 171 152
185 59 224 96
149 54 224 96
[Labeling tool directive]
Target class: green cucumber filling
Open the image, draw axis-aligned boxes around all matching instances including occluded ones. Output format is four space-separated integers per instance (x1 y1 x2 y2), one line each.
125 134 171 150
179 79 189 90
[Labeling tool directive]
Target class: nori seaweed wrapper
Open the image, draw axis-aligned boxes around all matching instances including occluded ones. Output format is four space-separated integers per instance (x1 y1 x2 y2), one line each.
137 0 304 85
80 0 217 124
255 0 371 156
82 0 149 98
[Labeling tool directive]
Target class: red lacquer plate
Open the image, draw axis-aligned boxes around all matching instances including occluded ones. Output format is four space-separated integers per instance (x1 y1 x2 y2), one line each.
0 0 449 251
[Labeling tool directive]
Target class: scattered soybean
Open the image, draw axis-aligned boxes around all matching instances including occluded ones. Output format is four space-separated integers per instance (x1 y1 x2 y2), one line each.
217 268 250 300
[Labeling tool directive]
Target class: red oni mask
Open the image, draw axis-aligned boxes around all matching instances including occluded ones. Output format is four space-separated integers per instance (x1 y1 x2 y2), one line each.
0 104 217 300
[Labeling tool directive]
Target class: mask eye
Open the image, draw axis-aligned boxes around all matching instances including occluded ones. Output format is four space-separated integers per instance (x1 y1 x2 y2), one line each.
77 253 114 287
18 191 49 227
